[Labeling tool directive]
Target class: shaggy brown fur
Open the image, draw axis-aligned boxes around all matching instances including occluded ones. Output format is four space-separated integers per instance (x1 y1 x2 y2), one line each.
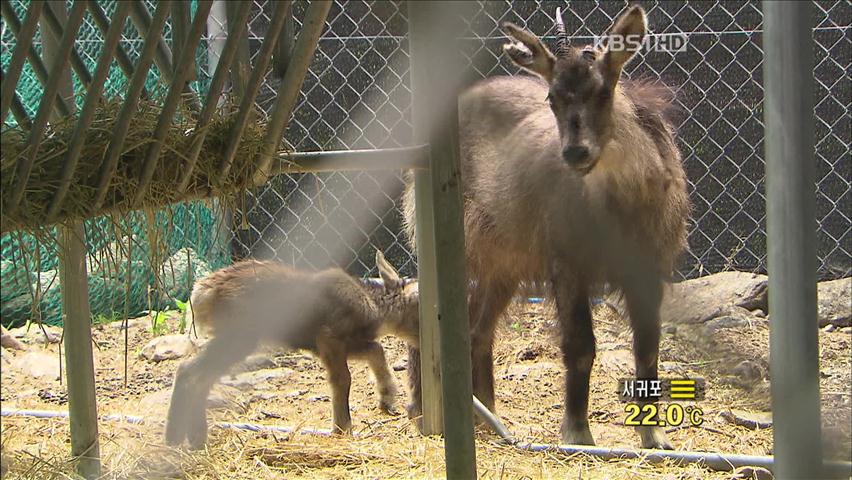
164 252 420 448
402 5 690 449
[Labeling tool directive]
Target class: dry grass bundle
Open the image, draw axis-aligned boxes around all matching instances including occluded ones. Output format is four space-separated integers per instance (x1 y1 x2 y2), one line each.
1 96 279 234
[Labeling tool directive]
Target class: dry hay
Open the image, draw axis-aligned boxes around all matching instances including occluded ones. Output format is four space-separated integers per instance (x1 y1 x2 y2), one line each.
0 96 280 235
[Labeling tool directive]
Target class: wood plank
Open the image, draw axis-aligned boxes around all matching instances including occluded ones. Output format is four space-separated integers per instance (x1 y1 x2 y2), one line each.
86 0 148 99
42 0 94 88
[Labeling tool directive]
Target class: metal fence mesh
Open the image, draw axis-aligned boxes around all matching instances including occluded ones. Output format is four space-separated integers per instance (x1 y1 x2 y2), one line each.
230 0 849 282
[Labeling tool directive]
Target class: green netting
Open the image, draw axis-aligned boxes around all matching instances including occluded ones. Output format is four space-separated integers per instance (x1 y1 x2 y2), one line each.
1 0 227 328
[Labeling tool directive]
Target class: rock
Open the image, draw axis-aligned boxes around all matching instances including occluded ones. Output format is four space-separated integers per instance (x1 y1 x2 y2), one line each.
659 361 686 375
703 306 755 334
516 346 539 361
721 410 773 430
233 354 277 373
207 386 247 413
221 368 294 390
732 360 765 383
1 326 25 350
309 394 330 402
817 278 851 327
285 389 307 399
31 326 61 345
841 327 852 335
609 272 768 325
823 324 836 333
751 309 766 318
11 351 61 380
392 358 408 372
156 248 212 305
140 335 198 362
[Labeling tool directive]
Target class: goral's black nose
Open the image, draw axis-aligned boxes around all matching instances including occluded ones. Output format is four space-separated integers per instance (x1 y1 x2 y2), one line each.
562 145 590 164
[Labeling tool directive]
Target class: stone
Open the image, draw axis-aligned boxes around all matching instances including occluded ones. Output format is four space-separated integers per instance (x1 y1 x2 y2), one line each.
721 410 772 430
392 358 408 372
140 334 198 362
817 277 851 327
732 360 765 383
233 354 277 373
309 394 330 402
609 271 769 325
703 306 755 334
823 324 836 333
10 351 61 380
501 362 559 381
516 346 539 361
0 326 25 350
221 368 294 390
207 386 247 413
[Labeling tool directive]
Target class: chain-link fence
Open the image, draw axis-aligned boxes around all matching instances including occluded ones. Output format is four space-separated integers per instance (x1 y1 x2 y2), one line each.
1 1 849 328
231 0 850 282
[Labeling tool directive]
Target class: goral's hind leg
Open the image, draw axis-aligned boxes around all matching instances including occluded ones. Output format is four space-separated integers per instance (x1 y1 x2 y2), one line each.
354 341 399 415
165 335 257 449
469 277 517 415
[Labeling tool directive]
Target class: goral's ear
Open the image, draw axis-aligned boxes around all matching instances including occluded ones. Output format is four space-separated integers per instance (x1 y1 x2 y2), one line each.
376 250 403 290
601 5 647 88
502 22 557 82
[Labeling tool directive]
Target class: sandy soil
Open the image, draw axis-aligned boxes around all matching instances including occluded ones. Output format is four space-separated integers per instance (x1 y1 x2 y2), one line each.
1 301 849 479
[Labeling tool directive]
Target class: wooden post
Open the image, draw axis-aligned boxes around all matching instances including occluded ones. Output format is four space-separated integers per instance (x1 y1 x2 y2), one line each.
42 2 100 477
409 2 477 478
763 2 823 478
412 167 444 435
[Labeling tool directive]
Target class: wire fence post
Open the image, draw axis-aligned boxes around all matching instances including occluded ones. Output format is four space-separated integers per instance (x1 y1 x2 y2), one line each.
763 1 823 478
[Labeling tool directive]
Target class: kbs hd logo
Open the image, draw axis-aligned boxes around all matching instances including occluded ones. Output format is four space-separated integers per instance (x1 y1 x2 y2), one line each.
593 32 688 53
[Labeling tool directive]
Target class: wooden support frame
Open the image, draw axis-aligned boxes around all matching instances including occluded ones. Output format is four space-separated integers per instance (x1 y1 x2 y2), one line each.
7 0 87 215
91 1 173 213
217 0 292 182
131 0 214 207
176 0 253 193
0 0 43 123
0 0 72 118
40 2 101 477
42 0 93 88
46 1 131 222
409 1 477 478
86 0 148 99
251 0 333 186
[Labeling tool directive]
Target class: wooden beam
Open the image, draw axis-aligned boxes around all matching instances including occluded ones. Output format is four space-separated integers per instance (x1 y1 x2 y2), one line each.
216 0 291 182
131 0 213 207
7 0 87 215
90 2 173 214
0 0 43 123
251 0 332 186
412 166 444 435
409 1 477 478
176 0 252 193
46 1 131 222
42 0 93 88
86 0 148 99
171 1 193 81
42 2 100 477
0 0 71 118
128 1 200 112
224 0 252 102
272 2 295 80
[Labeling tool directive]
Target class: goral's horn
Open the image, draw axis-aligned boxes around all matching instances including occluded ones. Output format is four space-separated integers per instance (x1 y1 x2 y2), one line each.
555 7 569 56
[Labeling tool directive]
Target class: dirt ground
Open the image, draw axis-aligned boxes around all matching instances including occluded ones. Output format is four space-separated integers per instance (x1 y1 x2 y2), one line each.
1 301 850 479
